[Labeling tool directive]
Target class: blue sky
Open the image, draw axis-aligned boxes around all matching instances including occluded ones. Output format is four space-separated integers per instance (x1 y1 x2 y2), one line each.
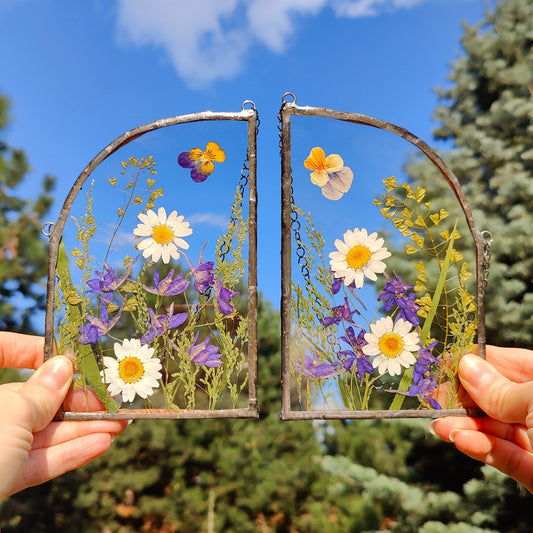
1 0 489 312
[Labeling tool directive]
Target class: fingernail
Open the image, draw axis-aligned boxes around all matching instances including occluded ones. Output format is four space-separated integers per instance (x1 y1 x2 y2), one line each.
428 420 437 436
448 430 457 443
36 356 73 390
459 354 487 388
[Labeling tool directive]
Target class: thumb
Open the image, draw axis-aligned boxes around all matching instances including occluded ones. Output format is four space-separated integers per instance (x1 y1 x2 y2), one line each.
459 354 533 426
18 356 73 432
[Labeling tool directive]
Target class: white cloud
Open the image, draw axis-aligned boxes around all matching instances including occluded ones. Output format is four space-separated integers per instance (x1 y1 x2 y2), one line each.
246 0 328 53
332 0 428 17
116 0 434 88
188 212 229 229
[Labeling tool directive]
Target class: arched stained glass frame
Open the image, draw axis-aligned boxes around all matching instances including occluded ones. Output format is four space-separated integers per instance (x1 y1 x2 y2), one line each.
44 102 258 420
279 94 490 420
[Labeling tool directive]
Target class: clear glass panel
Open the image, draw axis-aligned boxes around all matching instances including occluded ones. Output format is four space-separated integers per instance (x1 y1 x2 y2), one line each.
45 106 258 419
280 98 486 419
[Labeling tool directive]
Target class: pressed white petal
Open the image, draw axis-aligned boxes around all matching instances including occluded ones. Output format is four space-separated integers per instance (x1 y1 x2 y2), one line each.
173 237 190 250
363 269 378 282
166 210 178 224
137 238 155 250
352 270 365 288
387 360 402 376
393 318 412 335
329 167 353 193
160 246 171 264
372 249 392 260
137 212 152 225
133 225 153 237
321 180 344 200
377 359 389 375
366 260 387 273
400 351 417 366
363 344 380 356
368 236 383 252
146 209 160 225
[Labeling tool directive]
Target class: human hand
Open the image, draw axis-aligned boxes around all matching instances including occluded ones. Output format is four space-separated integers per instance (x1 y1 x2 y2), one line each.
430 345 533 492
0 332 127 502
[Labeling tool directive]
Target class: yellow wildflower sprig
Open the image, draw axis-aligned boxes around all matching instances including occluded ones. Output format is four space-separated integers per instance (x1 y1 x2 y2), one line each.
376 177 477 410
105 156 162 266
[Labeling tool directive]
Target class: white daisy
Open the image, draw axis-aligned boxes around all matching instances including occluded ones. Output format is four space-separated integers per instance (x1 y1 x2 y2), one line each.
362 316 420 376
102 338 162 403
329 227 391 288
133 207 192 264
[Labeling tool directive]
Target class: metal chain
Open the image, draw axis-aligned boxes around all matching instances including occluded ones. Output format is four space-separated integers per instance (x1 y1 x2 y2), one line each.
481 230 493 288
219 104 260 263
278 97 341 356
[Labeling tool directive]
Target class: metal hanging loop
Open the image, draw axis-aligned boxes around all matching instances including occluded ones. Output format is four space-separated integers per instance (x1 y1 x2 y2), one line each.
41 222 55 238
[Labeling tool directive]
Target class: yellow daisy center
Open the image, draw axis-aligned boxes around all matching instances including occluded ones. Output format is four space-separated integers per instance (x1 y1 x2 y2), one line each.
378 333 404 359
152 224 174 245
346 244 372 269
118 357 145 384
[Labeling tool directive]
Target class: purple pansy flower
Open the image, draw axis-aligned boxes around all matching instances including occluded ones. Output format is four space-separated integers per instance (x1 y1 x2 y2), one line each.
188 331 223 368
79 301 124 344
144 268 190 296
177 142 226 183
320 297 360 328
294 352 343 379
87 257 138 302
141 304 188 344
214 278 239 315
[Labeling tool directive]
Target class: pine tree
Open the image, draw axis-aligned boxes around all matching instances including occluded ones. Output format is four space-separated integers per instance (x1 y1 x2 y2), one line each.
0 92 55 333
397 0 533 347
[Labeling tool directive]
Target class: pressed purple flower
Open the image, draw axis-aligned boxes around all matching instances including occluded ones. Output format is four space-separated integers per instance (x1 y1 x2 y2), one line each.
188 331 223 368
396 292 420 327
378 272 420 326
339 327 373 378
338 350 357 371
183 247 215 294
408 377 442 410
412 340 439 384
192 261 215 294
87 257 138 302
141 304 188 344
331 275 342 295
320 297 360 328
294 352 343 379
79 301 123 344
144 268 190 296
214 278 239 315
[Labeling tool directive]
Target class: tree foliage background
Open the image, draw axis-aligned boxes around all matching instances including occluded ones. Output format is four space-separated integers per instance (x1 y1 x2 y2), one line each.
398 0 533 348
0 93 55 333
1 0 533 530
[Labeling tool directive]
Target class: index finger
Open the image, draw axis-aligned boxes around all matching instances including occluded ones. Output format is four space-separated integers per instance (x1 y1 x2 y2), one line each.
0 332 45 370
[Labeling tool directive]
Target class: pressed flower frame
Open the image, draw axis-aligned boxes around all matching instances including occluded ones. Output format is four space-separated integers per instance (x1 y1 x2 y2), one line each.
279 93 491 420
43 102 258 420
